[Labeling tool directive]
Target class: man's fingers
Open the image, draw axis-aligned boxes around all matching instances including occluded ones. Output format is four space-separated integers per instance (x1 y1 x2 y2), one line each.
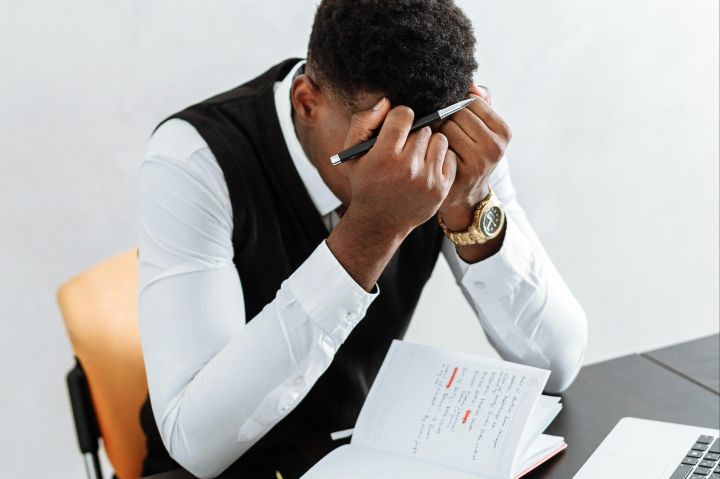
441 148 458 190
439 117 485 161
343 97 391 149
469 81 491 105
425 131 451 182
444 109 492 138
403 125 432 159
465 97 511 139
376 106 415 154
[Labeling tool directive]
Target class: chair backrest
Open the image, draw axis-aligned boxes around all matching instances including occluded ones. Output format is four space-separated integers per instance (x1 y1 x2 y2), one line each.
57 249 147 479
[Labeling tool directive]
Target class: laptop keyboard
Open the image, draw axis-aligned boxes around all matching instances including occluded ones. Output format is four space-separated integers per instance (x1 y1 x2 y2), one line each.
670 435 720 478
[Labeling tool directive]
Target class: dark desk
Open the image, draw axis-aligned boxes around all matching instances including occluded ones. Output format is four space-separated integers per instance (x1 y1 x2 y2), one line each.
539 335 719 478
145 335 720 479
642 334 720 394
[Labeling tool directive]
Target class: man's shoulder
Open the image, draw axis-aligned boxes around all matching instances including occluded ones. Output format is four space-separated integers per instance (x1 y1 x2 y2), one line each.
144 118 211 163
140 118 232 218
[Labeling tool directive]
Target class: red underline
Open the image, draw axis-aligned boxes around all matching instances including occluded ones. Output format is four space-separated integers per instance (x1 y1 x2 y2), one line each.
446 367 458 388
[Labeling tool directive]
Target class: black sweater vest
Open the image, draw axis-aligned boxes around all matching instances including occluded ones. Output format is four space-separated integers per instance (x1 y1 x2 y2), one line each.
140 58 446 478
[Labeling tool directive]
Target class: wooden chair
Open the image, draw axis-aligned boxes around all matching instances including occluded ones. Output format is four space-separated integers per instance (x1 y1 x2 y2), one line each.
57 249 148 479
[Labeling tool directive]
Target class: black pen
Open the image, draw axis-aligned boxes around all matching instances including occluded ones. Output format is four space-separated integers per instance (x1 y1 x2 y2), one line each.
329 98 474 166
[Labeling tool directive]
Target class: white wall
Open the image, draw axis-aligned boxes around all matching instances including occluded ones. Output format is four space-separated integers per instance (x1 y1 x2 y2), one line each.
1 0 717 477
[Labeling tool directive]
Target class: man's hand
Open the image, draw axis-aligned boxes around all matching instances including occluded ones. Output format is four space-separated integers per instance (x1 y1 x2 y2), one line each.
437 82 512 263
343 99 457 237
438 82 512 231
327 98 457 292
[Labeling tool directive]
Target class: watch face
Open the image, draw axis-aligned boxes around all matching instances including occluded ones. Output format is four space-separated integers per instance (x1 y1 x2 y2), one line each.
481 206 503 236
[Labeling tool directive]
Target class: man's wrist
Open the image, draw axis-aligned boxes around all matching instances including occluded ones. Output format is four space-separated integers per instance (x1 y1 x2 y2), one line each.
343 203 412 245
438 200 507 264
453 220 506 264
289 241 379 329
437 205 475 232
439 183 508 263
326 205 408 293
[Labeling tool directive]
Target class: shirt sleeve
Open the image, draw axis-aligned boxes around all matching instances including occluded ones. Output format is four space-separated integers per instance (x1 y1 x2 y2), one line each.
138 119 379 478
441 156 588 393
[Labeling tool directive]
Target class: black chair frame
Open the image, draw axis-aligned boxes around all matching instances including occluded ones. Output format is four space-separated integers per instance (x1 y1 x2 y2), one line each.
66 358 103 479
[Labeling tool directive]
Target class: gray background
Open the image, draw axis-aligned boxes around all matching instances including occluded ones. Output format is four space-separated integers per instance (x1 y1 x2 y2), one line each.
1 0 718 476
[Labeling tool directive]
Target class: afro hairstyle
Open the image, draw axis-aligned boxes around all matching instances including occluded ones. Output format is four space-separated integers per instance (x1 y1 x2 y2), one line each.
307 0 478 118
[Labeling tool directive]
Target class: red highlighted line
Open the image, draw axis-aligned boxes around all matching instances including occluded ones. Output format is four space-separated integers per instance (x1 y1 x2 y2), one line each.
462 409 471 424
446 367 458 388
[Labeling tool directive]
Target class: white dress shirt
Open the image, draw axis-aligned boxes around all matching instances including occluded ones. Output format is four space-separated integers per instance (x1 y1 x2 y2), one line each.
138 59 587 478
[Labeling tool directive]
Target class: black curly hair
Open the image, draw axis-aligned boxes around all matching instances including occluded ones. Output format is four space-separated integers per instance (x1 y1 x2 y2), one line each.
307 0 478 118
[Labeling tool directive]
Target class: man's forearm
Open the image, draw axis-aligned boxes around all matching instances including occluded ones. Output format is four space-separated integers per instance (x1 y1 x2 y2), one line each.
140 241 380 478
326 206 410 292
442 212 588 394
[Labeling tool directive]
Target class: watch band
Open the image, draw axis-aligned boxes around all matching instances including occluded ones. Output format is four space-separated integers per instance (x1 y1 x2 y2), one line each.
438 186 504 246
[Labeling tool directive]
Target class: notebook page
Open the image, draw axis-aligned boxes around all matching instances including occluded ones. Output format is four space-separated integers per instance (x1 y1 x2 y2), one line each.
352 341 549 478
513 435 566 478
300 444 482 479
513 395 562 465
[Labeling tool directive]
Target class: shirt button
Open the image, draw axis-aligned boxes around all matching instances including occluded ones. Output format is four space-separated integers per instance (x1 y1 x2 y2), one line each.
346 312 358 322
473 281 486 289
278 389 301 414
294 376 305 386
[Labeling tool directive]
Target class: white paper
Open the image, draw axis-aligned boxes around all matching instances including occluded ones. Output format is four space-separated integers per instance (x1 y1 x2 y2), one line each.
513 395 562 469
351 341 550 478
301 445 481 479
514 434 566 478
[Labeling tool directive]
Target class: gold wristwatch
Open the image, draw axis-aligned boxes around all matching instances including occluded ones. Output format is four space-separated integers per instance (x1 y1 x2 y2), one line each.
438 186 506 245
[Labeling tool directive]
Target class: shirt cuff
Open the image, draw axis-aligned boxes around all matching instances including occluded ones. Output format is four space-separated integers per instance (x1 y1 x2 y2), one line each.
286 240 380 343
456 215 534 301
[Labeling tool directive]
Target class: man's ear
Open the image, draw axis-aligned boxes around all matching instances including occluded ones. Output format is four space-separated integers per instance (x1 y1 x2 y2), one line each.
291 74 323 124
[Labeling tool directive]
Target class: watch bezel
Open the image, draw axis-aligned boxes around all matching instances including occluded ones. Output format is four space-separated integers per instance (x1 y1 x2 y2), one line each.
476 203 505 238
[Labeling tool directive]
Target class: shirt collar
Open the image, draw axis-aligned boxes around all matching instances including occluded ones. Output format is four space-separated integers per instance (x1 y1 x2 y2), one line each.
273 59 342 217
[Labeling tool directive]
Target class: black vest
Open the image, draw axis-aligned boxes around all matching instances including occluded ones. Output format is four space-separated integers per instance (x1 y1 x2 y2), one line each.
140 58 445 478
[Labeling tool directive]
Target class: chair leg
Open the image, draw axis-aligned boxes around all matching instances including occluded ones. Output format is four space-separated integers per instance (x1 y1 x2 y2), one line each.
83 452 102 479
67 359 104 479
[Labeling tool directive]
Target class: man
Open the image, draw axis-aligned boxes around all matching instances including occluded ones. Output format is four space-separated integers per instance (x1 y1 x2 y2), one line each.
138 0 587 477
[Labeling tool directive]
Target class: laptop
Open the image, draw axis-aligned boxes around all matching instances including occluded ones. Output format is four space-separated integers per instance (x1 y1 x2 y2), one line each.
573 417 719 478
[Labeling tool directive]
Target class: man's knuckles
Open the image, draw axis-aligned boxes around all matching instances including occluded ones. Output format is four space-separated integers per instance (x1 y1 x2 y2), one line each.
429 131 449 153
502 123 512 142
388 105 414 124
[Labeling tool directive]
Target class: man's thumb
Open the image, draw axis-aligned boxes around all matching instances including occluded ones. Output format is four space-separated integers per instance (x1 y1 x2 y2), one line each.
343 97 390 149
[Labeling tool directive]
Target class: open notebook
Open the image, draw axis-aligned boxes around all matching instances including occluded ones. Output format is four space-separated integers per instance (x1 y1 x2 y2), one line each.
301 340 566 479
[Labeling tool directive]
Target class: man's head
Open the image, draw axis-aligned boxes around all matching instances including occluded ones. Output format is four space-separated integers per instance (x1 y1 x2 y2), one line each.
307 0 478 116
290 0 478 204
